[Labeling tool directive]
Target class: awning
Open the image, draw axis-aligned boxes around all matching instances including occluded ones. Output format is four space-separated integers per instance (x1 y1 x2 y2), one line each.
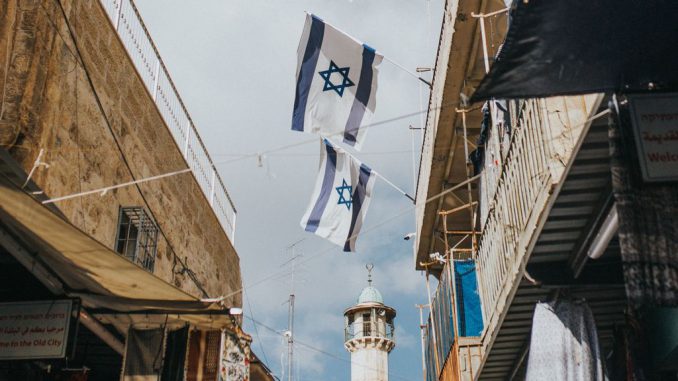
0 174 234 329
471 0 678 102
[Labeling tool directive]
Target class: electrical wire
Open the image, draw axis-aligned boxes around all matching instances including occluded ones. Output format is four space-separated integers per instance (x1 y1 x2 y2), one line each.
244 285 271 367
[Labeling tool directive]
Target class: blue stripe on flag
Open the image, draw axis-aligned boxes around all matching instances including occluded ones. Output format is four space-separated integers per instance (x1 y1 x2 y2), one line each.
304 141 337 232
343 44 376 146
292 15 325 132
343 163 372 252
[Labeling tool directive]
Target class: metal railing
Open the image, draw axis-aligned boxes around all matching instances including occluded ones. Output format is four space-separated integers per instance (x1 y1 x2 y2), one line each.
99 0 237 242
344 321 395 342
475 99 554 328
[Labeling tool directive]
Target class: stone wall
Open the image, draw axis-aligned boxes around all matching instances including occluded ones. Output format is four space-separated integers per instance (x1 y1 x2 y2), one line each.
0 0 241 305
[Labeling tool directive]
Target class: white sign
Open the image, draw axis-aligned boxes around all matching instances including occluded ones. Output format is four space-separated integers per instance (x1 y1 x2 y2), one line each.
0 300 72 360
628 93 678 182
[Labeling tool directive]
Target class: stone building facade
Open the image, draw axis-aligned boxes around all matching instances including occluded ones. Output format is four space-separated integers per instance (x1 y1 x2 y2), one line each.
0 0 240 303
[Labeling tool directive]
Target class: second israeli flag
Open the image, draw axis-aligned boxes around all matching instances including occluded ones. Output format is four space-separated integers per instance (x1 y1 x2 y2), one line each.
300 139 376 252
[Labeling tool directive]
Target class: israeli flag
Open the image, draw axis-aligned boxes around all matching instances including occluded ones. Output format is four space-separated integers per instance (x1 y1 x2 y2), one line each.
301 139 376 252
291 14 383 151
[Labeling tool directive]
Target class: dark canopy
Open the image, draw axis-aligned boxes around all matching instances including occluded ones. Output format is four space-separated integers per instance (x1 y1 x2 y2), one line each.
471 0 678 102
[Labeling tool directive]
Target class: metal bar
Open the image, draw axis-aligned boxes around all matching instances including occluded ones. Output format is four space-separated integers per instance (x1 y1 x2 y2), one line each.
438 201 478 216
152 59 160 101
210 168 216 206
114 0 123 31
471 7 509 19
425 271 441 376
90 308 235 315
184 120 191 157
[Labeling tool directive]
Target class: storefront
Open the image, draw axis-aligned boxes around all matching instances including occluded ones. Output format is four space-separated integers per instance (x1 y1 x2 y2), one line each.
0 174 251 381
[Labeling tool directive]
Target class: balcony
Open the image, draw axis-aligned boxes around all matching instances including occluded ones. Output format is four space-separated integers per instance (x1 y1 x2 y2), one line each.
423 94 614 380
344 320 395 342
99 0 237 242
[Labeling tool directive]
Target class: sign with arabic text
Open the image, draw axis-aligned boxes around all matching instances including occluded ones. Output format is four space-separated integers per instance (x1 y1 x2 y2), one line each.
0 300 72 360
629 93 678 182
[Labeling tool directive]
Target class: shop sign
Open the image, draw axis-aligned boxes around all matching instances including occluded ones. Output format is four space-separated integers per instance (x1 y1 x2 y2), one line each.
0 300 72 360
628 93 678 182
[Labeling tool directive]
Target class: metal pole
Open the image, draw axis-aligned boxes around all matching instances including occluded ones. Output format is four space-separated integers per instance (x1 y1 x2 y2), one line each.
210 168 216 206
287 294 295 381
184 121 191 157
286 242 301 381
114 0 124 30
425 270 441 376
152 60 161 101
416 304 429 381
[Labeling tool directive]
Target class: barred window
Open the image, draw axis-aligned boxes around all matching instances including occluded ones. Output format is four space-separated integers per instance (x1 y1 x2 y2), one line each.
362 312 371 337
115 207 158 272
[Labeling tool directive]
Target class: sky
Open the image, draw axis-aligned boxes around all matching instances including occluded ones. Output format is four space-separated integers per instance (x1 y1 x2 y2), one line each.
135 1 444 380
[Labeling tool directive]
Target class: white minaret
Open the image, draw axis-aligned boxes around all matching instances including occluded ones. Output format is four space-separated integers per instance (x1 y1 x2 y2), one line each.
344 264 396 381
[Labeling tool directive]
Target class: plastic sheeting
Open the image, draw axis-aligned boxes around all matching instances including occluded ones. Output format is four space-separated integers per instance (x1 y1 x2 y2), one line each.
471 0 678 102
423 260 484 380
454 260 484 337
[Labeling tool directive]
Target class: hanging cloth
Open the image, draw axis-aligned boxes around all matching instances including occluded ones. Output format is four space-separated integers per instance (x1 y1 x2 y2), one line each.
609 101 678 306
525 301 606 381
122 328 165 381
161 326 190 381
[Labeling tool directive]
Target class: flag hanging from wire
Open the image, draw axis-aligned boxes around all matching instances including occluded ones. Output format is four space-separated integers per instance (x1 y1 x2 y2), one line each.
291 13 383 151
301 139 376 252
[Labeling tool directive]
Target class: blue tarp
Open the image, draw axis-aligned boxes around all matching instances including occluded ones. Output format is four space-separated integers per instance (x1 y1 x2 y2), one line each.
454 260 484 337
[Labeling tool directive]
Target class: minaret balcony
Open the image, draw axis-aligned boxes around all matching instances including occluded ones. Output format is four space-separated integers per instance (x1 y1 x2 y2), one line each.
344 321 395 343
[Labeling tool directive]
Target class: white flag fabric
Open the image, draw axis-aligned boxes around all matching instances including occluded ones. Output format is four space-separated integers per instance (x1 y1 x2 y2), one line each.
291 13 383 151
301 139 376 252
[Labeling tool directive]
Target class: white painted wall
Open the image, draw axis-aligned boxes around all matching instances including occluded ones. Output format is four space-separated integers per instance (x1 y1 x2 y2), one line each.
350 346 389 381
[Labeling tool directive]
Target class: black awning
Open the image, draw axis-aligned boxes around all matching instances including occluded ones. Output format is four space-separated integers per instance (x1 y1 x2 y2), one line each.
471 0 678 102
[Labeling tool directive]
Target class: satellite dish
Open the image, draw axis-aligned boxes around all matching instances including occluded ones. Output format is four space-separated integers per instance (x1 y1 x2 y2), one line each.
378 309 386 316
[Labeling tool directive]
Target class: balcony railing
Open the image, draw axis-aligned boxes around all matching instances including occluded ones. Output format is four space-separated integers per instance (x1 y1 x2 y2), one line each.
99 0 237 242
474 94 601 351
344 321 395 342
475 99 554 329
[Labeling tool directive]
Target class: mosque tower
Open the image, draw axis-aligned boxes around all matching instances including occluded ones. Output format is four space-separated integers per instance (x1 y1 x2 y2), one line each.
343 265 396 381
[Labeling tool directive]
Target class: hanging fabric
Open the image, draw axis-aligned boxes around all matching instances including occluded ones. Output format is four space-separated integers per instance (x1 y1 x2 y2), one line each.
122 328 165 381
525 301 605 381
470 0 678 102
161 326 190 381
609 100 678 306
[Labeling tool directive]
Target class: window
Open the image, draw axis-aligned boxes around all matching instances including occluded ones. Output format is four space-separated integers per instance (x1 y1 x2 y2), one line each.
362 312 372 337
116 207 158 272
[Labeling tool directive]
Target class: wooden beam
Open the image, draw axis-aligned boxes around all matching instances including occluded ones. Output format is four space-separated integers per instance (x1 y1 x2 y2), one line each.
438 201 478 216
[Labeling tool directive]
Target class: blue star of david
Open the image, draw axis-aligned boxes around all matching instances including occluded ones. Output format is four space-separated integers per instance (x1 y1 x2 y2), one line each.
318 61 355 97
335 179 353 210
